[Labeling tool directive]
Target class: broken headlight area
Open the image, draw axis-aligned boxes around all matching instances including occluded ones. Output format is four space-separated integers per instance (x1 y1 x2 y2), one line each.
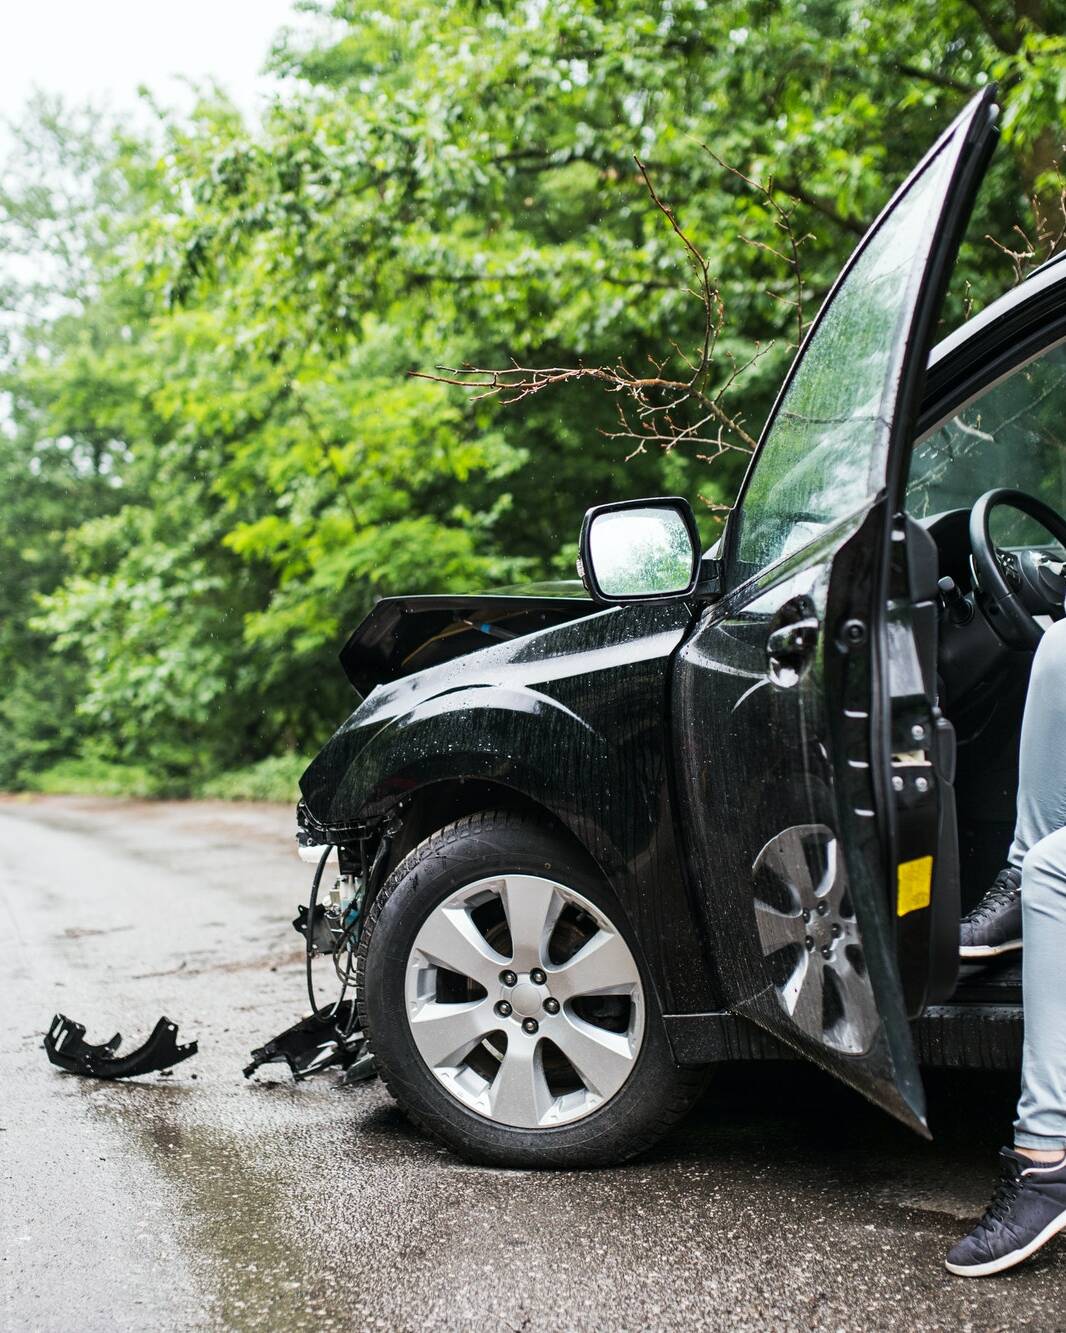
293 809 398 967
293 868 365 956
246 812 398 1084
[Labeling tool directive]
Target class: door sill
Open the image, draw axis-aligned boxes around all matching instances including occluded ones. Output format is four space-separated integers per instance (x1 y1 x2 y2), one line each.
665 1002 1022 1071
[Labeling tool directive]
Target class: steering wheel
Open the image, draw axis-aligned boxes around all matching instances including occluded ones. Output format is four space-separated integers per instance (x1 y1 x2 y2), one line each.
969 488 1066 649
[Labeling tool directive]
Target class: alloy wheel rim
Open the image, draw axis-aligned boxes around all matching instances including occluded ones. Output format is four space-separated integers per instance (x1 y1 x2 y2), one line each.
752 823 878 1055
404 874 645 1128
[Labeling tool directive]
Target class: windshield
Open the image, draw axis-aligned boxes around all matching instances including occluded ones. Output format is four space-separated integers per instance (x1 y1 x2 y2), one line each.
908 339 1066 540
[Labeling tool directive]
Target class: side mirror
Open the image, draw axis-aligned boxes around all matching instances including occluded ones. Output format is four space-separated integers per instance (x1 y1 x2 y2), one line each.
577 497 702 603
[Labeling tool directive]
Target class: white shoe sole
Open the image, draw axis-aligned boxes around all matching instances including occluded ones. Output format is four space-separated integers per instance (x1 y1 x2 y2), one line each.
959 940 1022 959
945 1207 1066 1277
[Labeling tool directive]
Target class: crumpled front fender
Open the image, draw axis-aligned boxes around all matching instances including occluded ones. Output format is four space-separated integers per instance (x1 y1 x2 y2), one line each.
302 681 624 857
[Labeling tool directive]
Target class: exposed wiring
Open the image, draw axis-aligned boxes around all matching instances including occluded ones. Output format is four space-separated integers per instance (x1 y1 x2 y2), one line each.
302 826 394 1040
338 827 392 1037
304 843 334 1018
333 880 368 1037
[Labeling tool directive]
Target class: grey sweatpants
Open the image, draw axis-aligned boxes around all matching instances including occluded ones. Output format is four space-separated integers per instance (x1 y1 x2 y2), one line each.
1006 617 1066 1150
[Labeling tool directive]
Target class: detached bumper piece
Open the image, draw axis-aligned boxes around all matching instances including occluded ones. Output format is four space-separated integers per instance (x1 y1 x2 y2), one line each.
44 1013 197 1078
243 1002 376 1083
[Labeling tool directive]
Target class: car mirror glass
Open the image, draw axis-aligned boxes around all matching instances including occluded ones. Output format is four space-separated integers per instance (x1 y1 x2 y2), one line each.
586 504 697 599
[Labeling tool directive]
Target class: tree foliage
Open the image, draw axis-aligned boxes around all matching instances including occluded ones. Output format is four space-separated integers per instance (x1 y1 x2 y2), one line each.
2 0 1064 791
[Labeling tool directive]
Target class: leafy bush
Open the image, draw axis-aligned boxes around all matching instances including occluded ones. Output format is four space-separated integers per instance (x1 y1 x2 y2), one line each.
198 754 312 804
28 757 166 799
26 753 310 803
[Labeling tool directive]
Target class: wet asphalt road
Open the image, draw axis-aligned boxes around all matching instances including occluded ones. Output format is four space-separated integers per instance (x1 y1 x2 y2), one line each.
2 794 1064 1332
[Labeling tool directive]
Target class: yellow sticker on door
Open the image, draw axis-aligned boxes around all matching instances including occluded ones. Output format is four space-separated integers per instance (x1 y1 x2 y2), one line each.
897 856 933 916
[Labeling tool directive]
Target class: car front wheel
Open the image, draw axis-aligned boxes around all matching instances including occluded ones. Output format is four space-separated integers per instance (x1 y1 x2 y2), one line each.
356 809 705 1167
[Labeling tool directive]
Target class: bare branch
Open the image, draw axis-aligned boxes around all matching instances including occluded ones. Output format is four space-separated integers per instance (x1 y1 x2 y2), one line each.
698 143 809 349
896 62 978 95
412 151 814 469
986 166 1066 284
778 178 866 238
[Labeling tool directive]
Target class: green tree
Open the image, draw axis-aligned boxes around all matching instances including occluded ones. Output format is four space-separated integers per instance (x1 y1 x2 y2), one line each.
0 99 151 785
2 1 1064 793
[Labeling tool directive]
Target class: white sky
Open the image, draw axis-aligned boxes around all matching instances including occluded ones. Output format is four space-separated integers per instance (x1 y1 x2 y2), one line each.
0 0 301 123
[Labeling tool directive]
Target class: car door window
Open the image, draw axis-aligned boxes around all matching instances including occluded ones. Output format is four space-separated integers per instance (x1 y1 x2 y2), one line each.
733 143 958 578
908 338 1066 534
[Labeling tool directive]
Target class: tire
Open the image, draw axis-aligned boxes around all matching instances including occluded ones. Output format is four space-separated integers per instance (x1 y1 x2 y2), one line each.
356 809 706 1167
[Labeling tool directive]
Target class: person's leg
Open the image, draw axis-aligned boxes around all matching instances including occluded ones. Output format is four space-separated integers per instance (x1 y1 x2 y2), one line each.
1007 622 1066 1154
945 822 1066 1275
1008 618 1066 866
946 626 1066 1275
1013 824 1066 1158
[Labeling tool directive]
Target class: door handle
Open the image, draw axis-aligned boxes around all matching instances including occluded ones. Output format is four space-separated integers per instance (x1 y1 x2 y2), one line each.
766 616 820 683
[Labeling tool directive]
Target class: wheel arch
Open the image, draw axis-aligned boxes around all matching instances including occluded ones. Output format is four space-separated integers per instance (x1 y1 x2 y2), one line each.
376 777 606 893
306 683 630 878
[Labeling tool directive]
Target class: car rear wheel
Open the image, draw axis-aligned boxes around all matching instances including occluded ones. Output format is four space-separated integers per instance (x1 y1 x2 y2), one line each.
357 809 705 1167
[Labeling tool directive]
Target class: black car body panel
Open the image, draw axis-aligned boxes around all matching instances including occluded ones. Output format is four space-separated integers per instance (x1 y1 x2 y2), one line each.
673 505 932 1131
301 601 718 1014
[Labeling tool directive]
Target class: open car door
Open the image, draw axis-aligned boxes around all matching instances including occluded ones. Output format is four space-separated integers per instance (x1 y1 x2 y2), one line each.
673 88 999 1132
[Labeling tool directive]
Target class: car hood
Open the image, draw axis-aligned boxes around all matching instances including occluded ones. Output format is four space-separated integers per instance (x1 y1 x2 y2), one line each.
338 585 594 696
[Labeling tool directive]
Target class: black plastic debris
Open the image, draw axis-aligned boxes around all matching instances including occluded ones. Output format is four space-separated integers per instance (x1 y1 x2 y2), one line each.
44 1013 197 1079
244 1001 375 1082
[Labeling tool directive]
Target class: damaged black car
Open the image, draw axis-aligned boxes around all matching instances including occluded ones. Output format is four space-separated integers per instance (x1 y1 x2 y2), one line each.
294 88 1060 1166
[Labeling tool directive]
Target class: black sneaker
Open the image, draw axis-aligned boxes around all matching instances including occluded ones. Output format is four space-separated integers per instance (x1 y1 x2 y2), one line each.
959 866 1022 958
946 1148 1066 1276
